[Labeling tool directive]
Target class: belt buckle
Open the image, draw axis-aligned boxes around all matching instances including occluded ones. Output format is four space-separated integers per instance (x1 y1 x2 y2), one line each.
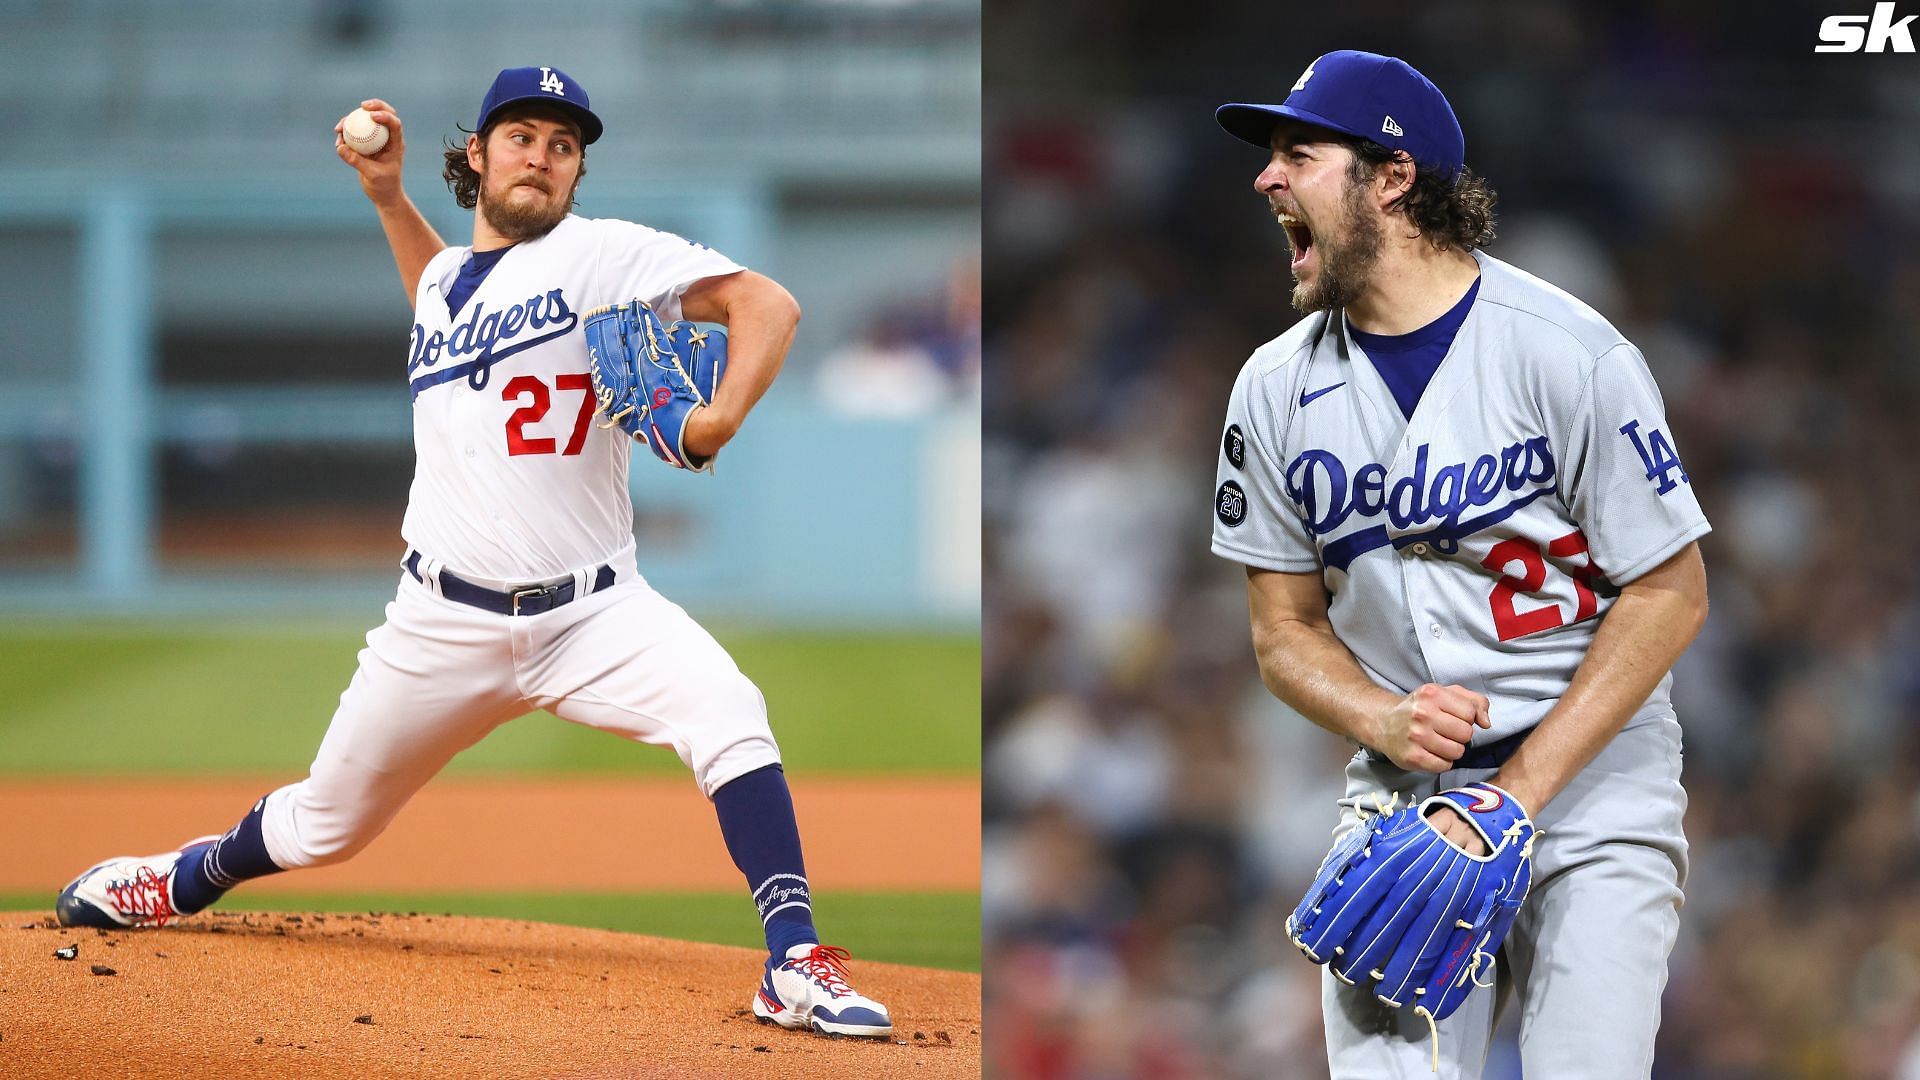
510 583 561 615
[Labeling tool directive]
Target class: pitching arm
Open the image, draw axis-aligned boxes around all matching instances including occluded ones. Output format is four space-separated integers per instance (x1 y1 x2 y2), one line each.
334 98 447 301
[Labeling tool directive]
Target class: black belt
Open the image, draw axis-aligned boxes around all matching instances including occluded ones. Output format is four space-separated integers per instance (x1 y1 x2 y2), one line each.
1454 728 1531 770
1362 727 1531 771
405 551 615 616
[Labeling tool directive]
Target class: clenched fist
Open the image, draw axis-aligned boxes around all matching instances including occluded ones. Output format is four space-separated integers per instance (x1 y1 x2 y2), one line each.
1374 682 1492 773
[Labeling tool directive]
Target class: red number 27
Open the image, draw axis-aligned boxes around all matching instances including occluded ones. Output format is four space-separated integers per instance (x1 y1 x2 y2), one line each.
1481 529 1601 642
503 373 596 456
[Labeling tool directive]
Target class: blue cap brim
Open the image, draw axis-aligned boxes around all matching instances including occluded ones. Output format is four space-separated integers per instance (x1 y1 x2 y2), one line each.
1215 102 1362 149
481 94 603 145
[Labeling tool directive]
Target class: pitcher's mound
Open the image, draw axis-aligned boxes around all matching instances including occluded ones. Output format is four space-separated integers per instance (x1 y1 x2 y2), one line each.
0 910 980 1078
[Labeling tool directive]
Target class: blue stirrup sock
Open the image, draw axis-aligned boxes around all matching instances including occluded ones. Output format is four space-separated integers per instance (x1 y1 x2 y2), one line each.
170 794 287 915
174 772 823 957
713 764 820 959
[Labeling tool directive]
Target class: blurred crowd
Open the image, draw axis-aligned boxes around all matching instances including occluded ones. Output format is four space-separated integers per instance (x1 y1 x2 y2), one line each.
816 255 982 417
982 3 1920 1077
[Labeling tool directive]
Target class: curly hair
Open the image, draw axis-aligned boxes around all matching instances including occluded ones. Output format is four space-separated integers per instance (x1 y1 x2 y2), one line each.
442 128 485 210
441 115 588 211
1345 138 1497 252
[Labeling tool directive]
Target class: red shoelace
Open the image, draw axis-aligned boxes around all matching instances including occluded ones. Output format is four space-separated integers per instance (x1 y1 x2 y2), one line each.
787 945 855 998
104 866 178 927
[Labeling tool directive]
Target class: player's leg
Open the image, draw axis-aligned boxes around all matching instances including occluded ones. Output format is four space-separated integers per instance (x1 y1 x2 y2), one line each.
530 581 892 1038
1500 718 1687 1078
711 763 897 1038
1323 963 1502 1078
58 580 522 928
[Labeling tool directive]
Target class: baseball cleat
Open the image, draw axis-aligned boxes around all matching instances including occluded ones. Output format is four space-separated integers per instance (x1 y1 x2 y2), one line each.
55 836 221 929
751 943 894 1039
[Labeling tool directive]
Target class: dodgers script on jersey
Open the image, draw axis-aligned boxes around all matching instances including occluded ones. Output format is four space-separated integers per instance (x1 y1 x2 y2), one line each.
1213 252 1710 738
402 215 742 580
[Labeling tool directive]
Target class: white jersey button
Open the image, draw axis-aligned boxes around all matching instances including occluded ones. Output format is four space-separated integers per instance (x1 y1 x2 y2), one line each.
1411 543 1429 556
1430 623 1442 637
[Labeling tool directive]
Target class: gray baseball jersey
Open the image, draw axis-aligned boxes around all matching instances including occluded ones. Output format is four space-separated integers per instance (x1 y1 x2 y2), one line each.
1212 251 1710 739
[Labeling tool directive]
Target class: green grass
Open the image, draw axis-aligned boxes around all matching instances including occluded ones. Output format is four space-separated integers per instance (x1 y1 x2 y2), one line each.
0 624 979 776
0 889 978 972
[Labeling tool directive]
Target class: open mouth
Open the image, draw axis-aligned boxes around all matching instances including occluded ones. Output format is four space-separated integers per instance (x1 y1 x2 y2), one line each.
1278 213 1314 270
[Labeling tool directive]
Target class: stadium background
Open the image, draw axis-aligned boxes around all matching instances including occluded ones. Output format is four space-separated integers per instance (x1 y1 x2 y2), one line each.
983 3 1920 1076
0 0 980 974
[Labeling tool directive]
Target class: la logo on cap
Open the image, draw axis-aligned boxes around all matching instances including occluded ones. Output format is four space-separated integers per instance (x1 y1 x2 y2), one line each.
539 67 565 95
1293 59 1317 92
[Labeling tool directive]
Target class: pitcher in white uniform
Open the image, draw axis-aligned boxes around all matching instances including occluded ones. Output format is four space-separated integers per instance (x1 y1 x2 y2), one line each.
54 66 892 1041
1212 51 1709 1076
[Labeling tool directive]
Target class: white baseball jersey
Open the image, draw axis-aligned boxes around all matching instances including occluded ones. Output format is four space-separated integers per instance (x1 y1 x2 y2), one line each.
1212 251 1710 738
400 214 742 580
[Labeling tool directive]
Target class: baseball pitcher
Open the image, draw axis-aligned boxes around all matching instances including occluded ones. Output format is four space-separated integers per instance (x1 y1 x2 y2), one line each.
55 66 891 1040
1211 51 1708 1076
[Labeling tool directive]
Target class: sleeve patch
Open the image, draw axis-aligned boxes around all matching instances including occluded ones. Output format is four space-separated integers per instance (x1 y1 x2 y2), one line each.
1223 424 1246 469
1217 480 1248 527
1617 420 1691 494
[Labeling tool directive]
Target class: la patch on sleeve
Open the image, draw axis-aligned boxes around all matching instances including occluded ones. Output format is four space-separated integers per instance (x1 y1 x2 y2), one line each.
1618 420 1690 494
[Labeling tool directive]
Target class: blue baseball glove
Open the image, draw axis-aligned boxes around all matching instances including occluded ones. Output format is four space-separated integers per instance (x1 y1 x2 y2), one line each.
582 300 728 472
1288 783 1537 1034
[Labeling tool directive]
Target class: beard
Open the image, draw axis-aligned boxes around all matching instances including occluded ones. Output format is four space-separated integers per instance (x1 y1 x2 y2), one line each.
1291 180 1385 314
477 170 575 242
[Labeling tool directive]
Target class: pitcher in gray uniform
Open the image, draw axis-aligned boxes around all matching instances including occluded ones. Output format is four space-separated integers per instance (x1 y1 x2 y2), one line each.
1210 51 1710 1078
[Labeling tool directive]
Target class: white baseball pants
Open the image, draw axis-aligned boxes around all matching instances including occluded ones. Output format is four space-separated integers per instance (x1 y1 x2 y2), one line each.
257 562 782 871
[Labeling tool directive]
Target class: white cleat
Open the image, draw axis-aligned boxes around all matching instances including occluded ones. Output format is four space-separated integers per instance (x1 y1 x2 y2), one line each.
750 943 894 1039
54 836 221 929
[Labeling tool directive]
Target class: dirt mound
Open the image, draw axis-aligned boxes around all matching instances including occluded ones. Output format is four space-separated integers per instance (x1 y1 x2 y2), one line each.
0 910 980 1078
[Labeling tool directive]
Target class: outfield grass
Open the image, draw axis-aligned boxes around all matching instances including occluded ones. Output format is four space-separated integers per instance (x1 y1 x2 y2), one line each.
0 889 978 972
0 624 978 776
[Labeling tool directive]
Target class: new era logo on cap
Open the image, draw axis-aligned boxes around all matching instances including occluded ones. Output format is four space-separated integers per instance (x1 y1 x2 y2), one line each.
1215 50 1465 181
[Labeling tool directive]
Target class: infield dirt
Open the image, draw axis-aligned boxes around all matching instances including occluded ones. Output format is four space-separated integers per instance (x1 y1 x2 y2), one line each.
0 910 980 1077
0 774 981 1074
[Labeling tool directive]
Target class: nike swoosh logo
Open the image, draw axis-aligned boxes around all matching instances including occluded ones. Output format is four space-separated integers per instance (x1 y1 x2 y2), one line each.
1299 382 1346 407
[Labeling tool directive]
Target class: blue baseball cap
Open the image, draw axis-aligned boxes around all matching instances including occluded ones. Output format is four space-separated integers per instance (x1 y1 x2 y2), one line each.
476 66 603 145
1216 51 1464 181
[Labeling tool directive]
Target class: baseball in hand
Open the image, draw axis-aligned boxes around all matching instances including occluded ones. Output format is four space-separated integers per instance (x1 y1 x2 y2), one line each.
341 108 389 156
